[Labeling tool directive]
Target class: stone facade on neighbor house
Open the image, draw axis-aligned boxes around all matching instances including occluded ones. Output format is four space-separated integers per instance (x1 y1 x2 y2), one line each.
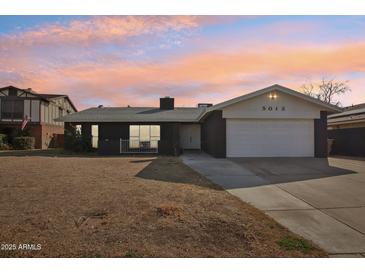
0 86 77 149
60 84 340 158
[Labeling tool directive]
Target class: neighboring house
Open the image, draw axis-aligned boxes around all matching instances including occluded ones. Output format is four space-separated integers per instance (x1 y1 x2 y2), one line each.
343 103 365 111
59 84 340 157
328 105 365 156
0 86 77 149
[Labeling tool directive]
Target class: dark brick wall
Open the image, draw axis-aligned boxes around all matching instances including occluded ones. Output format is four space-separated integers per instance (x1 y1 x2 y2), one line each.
160 97 174 110
328 127 365 157
314 111 328 158
159 123 180 155
98 123 129 155
201 110 226 158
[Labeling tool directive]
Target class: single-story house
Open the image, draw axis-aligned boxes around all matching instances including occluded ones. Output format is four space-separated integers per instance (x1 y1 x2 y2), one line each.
59 84 340 157
328 105 365 156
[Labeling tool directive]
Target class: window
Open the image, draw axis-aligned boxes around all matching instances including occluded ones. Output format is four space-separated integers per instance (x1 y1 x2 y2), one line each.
150 125 160 148
75 124 82 135
1 100 13 119
1 99 23 120
91 125 99 149
13 101 23 119
8 89 17 96
130 125 140 149
129 125 160 149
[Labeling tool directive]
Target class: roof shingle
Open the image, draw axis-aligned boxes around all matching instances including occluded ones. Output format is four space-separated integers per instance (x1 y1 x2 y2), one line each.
58 107 206 122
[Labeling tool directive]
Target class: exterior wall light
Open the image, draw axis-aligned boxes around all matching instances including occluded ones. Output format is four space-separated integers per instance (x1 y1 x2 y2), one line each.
269 93 278 100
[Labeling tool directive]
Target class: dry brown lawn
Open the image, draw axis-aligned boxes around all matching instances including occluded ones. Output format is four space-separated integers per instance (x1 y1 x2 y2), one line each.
0 150 326 257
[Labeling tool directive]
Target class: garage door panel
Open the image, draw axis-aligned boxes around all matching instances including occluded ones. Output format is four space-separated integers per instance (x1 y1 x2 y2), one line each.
227 119 314 157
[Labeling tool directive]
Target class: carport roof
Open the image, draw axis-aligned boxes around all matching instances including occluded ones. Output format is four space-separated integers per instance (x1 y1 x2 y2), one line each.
57 106 206 123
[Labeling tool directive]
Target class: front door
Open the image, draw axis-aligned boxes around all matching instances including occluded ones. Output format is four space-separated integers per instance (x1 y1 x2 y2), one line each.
179 124 201 150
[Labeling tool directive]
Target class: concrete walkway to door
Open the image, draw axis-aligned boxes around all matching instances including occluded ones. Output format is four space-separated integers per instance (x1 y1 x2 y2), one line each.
181 152 365 257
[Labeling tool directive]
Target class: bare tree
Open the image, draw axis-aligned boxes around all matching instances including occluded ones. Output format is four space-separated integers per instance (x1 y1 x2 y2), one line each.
301 78 351 106
301 82 315 97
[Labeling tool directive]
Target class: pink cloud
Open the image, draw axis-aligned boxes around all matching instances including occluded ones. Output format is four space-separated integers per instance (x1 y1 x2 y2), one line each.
1 17 365 109
1 16 229 49
6 41 362 108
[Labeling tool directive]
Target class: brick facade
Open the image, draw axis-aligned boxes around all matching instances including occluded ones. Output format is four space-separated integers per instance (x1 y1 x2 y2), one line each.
0 123 64 149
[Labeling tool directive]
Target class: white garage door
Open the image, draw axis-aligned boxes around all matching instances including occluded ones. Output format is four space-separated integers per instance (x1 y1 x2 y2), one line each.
226 119 314 157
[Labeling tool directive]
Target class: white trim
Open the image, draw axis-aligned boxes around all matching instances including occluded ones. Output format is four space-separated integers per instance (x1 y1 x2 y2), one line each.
328 114 365 125
207 84 342 113
329 107 365 118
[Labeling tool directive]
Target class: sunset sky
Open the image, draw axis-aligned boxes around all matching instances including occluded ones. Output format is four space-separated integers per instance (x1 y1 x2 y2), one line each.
0 15 364 110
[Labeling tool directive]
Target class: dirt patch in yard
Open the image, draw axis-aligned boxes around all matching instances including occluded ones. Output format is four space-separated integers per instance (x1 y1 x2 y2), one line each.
0 153 326 257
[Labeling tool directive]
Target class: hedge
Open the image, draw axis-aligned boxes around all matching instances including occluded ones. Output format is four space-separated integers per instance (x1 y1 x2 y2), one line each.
13 137 35 150
0 134 7 148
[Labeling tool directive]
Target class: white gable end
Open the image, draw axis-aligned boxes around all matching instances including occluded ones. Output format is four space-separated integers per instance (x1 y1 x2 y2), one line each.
222 90 326 119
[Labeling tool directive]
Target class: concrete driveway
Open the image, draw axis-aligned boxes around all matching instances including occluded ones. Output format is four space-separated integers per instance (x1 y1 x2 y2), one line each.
182 153 365 257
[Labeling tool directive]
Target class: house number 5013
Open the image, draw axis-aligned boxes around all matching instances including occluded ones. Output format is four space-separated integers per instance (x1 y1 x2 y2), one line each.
262 106 286 111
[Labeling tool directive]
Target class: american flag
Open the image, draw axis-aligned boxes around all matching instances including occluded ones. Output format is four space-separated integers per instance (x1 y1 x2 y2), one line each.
21 115 30 131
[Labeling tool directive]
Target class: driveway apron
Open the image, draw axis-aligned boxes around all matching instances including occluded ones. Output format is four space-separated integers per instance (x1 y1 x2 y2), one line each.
182 153 365 257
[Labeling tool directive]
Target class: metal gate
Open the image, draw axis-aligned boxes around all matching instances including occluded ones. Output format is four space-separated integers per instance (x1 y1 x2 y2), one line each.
120 139 158 154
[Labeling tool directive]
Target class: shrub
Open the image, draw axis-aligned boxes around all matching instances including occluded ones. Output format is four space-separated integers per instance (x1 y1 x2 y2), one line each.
0 134 8 149
278 236 313 253
13 137 35 150
1 127 31 146
64 129 91 152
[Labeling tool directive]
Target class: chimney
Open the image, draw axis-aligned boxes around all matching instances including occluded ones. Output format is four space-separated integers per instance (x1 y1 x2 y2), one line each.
198 103 213 108
160 96 174 110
